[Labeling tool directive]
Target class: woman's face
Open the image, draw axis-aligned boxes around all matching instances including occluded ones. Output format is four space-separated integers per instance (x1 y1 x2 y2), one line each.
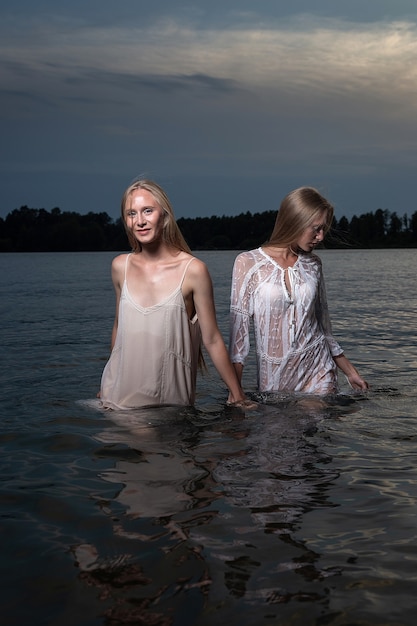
296 210 328 252
124 189 165 246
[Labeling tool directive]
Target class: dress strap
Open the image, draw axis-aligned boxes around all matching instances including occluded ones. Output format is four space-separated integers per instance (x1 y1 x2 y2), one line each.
124 253 132 282
179 257 196 287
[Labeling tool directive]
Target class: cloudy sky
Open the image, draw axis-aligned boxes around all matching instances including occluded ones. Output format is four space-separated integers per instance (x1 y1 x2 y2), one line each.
1 0 417 221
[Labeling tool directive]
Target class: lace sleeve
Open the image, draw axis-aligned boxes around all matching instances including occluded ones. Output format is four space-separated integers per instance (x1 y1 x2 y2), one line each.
315 257 343 357
229 253 254 365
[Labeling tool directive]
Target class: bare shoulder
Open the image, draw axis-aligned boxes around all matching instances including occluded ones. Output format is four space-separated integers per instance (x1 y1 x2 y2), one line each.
182 256 213 295
187 255 211 279
111 253 129 269
111 253 129 284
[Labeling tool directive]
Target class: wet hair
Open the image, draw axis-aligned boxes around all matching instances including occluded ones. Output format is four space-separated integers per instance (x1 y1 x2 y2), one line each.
120 179 192 254
266 187 334 248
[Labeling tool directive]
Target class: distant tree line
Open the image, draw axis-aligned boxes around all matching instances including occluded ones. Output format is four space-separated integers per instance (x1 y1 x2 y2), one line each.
0 207 127 252
0 205 416 252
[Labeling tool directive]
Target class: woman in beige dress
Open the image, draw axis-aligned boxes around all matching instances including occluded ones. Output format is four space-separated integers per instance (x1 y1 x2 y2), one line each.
100 179 253 410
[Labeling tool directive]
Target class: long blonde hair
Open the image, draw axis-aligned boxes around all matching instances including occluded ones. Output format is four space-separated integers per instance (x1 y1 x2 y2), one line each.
120 179 207 370
121 179 192 254
267 187 334 248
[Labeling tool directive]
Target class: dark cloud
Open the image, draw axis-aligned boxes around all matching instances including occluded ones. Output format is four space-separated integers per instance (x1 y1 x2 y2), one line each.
1 1 417 219
3 0 417 25
64 69 239 94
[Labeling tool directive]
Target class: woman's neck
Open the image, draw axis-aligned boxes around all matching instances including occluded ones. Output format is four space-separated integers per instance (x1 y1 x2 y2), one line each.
261 244 298 268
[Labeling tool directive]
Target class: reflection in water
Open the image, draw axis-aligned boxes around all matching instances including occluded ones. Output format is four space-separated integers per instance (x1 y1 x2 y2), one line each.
3 251 417 625
72 396 362 624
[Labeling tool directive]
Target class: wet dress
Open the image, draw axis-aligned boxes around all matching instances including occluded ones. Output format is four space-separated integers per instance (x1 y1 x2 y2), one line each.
229 248 343 395
100 255 201 409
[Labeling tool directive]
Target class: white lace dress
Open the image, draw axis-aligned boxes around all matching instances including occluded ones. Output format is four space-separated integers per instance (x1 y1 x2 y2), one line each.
229 247 343 394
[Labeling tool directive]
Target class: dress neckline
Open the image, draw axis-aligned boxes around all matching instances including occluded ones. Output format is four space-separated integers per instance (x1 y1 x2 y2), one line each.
123 255 195 312
124 280 182 312
258 247 299 271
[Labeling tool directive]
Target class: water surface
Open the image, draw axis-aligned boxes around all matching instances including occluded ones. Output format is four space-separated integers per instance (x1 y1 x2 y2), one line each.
1 249 417 625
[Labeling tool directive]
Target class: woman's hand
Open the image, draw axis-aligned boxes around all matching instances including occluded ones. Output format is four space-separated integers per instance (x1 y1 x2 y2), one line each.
333 354 369 391
346 372 369 391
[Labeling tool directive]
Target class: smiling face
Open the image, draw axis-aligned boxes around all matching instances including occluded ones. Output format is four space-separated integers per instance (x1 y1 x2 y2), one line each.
295 210 328 252
124 189 166 247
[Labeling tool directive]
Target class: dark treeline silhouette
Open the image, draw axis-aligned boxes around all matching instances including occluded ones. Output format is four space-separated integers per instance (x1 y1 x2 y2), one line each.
1 205 416 252
0 207 127 252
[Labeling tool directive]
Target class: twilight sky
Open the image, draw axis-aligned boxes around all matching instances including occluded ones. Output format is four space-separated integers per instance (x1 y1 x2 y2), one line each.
1 0 417 221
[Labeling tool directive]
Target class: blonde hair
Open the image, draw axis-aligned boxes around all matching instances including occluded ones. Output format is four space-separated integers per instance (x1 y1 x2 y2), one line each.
267 187 334 248
121 179 192 253
120 179 206 370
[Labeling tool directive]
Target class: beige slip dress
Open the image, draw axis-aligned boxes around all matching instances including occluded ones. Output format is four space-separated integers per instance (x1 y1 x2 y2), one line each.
100 255 201 409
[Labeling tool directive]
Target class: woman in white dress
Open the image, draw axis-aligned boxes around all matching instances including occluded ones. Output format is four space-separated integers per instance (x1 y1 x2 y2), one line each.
229 187 369 396
100 179 254 410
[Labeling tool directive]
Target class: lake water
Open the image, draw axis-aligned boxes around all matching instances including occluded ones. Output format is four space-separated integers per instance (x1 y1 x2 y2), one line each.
1 248 417 626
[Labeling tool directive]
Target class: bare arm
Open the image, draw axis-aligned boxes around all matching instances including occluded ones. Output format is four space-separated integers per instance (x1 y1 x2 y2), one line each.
97 255 125 398
333 353 369 390
187 259 252 405
109 255 125 350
